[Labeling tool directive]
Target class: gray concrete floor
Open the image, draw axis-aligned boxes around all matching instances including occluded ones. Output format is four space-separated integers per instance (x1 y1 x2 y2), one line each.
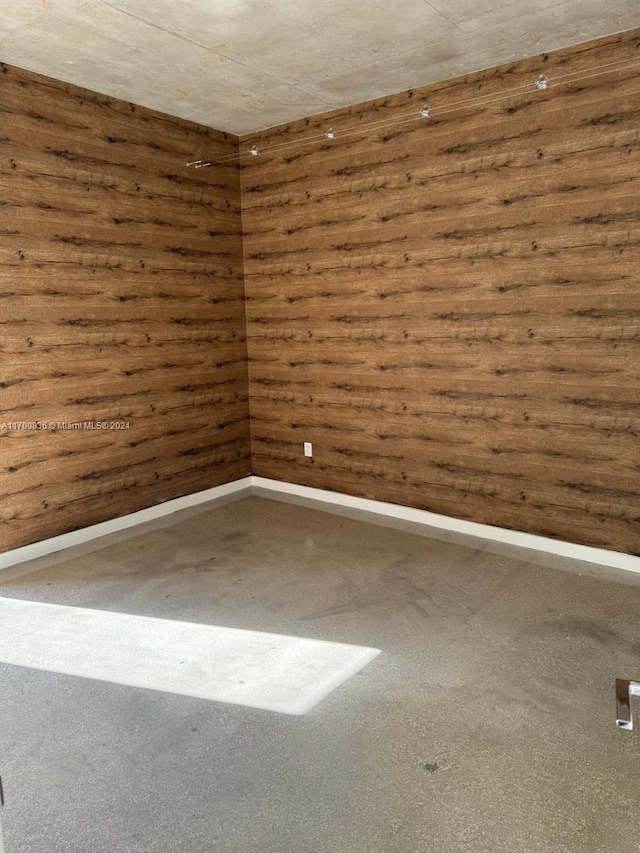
1 493 639 853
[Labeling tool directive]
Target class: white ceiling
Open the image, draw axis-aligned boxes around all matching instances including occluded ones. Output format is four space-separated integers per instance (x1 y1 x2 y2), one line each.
1 0 638 135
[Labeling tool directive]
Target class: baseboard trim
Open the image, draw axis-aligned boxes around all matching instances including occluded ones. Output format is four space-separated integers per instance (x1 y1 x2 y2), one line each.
251 477 640 575
3 475 638 575
0 478 253 570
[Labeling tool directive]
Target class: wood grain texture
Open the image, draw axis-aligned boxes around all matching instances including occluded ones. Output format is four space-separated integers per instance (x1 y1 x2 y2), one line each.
1 64 250 551
241 29 640 556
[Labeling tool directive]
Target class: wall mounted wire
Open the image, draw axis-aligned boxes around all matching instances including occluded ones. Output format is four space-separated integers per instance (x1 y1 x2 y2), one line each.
186 55 640 169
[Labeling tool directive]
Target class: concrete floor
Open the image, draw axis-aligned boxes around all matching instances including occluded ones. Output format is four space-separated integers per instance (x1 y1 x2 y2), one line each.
1 493 639 853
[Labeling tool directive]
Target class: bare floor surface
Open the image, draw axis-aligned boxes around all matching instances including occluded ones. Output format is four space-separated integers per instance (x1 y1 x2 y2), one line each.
1 495 639 853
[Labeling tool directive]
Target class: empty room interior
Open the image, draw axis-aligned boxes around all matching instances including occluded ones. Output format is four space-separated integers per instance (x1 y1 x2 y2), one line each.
1 1 640 851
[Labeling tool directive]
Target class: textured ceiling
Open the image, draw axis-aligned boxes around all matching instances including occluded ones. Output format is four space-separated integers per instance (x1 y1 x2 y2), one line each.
1 0 638 135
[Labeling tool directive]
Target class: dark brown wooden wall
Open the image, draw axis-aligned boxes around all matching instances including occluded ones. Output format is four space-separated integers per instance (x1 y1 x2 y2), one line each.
1 64 250 552
241 29 640 556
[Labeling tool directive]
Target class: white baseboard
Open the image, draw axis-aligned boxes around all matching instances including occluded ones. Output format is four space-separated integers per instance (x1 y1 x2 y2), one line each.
0 478 253 570
3 474 638 576
251 477 640 575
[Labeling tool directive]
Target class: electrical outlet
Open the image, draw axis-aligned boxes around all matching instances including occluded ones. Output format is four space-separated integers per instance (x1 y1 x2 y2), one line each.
304 442 313 458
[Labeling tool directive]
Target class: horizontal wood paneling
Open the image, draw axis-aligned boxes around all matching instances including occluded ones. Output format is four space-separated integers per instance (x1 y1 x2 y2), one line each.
1 64 250 551
241 29 640 555
4 31 640 557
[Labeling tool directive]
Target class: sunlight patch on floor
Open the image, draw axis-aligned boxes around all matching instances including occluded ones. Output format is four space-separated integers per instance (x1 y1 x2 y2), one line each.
0 597 380 715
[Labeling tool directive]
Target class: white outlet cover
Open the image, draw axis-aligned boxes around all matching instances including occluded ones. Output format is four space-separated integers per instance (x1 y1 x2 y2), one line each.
304 442 313 457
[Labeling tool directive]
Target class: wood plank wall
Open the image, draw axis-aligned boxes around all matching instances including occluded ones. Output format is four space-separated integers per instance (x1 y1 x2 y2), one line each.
241 29 640 556
1 64 250 552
